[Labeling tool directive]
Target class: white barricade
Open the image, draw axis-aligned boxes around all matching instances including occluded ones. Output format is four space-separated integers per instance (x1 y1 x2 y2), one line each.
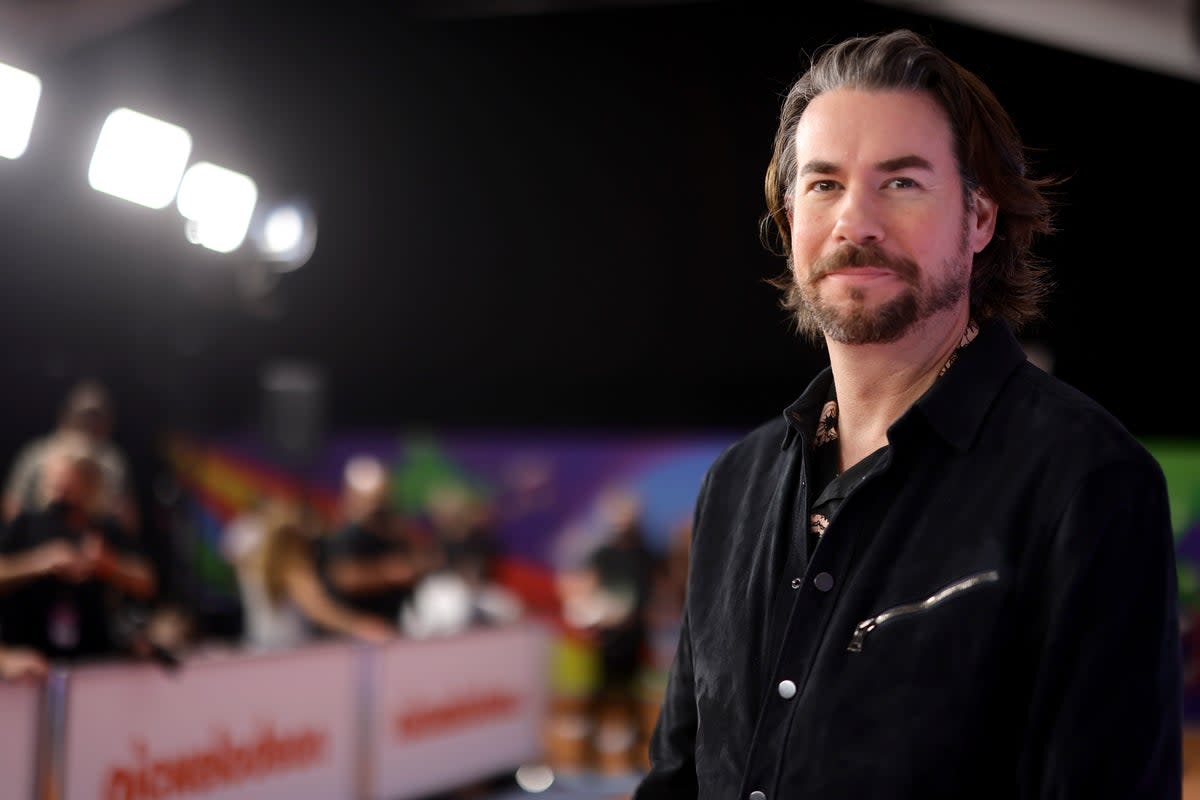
0 681 42 800
363 622 551 800
60 641 361 800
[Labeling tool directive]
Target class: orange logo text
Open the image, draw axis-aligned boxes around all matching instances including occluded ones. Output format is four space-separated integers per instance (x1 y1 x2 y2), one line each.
104 724 328 799
394 690 522 740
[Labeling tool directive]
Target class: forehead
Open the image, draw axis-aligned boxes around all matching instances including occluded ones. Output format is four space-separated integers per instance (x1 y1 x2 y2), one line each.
793 87 956 170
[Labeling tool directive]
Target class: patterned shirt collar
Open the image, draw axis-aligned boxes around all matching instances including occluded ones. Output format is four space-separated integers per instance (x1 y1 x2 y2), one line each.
782 318 983 452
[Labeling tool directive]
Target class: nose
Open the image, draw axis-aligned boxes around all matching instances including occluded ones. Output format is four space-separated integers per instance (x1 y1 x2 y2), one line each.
832 187 884 245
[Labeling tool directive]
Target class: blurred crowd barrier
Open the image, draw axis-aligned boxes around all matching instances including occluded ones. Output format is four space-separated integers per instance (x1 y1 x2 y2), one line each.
12 391 1200 796
2 621 550 800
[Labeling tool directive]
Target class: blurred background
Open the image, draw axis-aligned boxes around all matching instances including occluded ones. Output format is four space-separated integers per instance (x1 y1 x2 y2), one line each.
1 0 1199 798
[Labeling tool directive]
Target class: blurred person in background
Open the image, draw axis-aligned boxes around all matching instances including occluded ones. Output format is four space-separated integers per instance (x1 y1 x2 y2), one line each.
585 488 659 718
3 378 139 537
0 430 157 663
225 494 395 651
557 487 659 774
403 482 522 638
427 482 499 592
320 455 425 632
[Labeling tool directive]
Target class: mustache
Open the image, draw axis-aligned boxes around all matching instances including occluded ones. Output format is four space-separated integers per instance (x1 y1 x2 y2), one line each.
808 244 919 284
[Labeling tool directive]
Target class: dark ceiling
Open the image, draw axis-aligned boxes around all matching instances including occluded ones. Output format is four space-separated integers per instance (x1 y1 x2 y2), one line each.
0 0 1197 477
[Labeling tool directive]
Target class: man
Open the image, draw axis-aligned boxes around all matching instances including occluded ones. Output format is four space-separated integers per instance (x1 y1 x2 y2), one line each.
580 490 658 725
634 28 1181 797
0 431 157 662
320 455 421 629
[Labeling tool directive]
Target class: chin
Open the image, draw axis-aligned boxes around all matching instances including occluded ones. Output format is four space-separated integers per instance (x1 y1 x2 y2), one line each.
824 325 909 346
817 299 919 345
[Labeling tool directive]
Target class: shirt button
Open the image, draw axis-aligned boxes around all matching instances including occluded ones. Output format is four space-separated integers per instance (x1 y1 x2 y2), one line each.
777 679 796 699
790 577 802 589
750 792 766 800
814 572 834 592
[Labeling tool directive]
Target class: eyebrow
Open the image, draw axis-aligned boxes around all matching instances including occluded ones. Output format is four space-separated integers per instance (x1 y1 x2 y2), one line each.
798 154 936 177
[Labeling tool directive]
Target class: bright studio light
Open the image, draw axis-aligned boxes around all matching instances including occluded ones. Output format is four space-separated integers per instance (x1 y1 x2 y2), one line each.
88 108 192 209
177 161 258 253
264 206 303 253
0 62 42 159
253 201 317 271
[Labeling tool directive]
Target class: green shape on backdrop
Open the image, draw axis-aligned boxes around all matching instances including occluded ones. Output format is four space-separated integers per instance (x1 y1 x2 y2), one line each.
1143 438 1200 540
1142 439 1200 613
389 433 490 515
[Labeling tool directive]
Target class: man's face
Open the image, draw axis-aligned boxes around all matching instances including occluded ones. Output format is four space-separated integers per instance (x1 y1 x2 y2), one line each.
787 88 995 344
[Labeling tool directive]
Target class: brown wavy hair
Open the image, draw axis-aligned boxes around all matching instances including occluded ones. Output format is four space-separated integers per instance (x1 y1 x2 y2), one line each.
256 498 316 607
761 28 1061 338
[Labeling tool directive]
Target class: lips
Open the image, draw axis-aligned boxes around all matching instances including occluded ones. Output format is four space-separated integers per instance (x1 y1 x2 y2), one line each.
825 266 895 278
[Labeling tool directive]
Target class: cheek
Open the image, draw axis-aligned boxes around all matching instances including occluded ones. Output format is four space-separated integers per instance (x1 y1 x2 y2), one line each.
790 218 827 263
890 214 957 262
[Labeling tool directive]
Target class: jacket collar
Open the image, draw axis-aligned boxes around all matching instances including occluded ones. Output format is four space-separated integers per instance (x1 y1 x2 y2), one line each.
911 315 1028 452
780 316 1028 453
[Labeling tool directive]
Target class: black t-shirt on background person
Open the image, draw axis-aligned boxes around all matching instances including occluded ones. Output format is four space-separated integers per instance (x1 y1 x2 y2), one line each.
321 520 413 623
0 502 144 661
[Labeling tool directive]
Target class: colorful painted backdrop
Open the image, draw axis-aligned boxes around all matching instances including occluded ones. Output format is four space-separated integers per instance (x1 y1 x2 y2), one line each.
163 429 1200 717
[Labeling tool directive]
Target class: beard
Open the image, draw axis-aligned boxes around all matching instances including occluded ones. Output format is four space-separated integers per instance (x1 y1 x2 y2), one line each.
791 236 970 345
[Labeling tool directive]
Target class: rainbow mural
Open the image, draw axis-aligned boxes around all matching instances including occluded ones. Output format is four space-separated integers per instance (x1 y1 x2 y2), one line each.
163 426 742 698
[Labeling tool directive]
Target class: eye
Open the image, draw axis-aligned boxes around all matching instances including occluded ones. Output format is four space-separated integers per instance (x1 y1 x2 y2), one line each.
885 176 919 190
807 179 840 193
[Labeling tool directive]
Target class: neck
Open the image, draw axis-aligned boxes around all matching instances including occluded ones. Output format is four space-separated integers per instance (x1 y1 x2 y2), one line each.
824 307 970 471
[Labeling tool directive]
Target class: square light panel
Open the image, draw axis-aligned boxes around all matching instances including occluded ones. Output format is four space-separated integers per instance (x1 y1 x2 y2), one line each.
88 107 192 209
0 62 42 159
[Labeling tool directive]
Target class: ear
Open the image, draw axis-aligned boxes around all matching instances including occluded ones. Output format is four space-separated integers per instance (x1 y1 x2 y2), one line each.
968 190 998 254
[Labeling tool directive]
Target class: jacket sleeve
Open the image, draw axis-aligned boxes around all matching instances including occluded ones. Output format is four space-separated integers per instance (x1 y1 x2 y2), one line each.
1018 456 1183 797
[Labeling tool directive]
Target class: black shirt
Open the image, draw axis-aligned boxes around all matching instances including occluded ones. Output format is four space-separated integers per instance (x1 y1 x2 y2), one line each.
321 520 412 622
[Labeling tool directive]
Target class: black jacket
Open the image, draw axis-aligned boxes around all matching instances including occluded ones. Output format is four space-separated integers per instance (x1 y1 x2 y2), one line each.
635 318 1182 798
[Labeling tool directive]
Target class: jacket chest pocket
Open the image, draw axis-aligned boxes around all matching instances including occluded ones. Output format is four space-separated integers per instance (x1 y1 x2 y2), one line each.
847 569 1000 653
